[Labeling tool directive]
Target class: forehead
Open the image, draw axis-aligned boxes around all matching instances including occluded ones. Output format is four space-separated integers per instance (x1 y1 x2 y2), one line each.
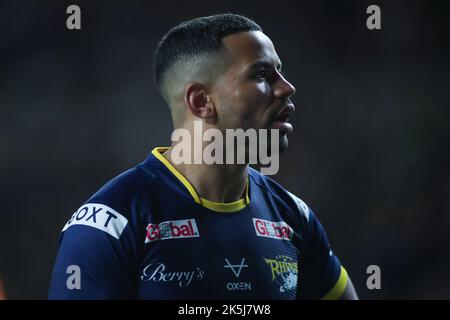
221 31 281 69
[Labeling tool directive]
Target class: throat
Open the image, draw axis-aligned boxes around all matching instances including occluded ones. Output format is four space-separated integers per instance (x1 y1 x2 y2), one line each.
186 164 248 204
163 148 248 203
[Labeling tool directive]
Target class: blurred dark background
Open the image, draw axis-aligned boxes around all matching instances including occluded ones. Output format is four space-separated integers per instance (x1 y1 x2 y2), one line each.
1 0 449 299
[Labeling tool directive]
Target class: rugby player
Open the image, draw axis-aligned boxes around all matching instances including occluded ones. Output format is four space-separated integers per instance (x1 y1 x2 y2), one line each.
49 13 358 300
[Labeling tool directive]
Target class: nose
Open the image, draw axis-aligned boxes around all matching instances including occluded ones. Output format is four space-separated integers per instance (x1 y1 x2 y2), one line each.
273 73 296 99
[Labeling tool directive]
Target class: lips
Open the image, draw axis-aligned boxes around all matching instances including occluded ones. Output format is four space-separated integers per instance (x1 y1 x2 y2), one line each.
271 120 293 135
271 104 295 135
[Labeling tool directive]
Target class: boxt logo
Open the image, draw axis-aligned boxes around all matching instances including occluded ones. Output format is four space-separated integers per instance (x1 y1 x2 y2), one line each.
145 218 199 243
253 218 293 241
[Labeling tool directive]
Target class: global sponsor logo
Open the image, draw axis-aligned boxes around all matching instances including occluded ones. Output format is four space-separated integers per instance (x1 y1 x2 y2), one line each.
145 218 199 243
253 218 293 241
140 263 205 287
62 203 128 239
264 255 298 293
223 258 252 291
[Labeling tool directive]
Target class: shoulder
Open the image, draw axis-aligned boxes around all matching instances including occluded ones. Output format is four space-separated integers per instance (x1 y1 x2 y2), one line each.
248 167 310 222
61 162 159 239
86 164 157 212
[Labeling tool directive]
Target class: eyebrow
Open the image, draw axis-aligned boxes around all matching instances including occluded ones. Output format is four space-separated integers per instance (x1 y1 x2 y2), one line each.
247 60 283 72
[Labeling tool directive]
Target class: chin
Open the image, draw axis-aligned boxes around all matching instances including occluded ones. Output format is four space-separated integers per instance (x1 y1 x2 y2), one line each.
279 136 289 154
263 135 288 157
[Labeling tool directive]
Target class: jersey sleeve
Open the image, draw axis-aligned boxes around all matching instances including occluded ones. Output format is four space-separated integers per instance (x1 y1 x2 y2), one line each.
298 208 348 300
48 203 140 299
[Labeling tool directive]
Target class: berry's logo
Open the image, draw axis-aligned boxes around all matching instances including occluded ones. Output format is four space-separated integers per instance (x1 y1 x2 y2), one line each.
145 219 199 243
140 263 204 287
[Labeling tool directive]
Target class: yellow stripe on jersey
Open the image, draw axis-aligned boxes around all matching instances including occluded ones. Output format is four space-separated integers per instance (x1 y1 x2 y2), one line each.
321 266 349 300
152 147 201 203
151 147 249 212
200 194 247 212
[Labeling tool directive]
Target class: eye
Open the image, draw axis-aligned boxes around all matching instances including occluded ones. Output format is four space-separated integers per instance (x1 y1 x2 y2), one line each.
255 69 268 80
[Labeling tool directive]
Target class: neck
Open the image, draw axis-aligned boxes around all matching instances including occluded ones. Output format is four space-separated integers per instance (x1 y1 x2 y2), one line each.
163 146 248 203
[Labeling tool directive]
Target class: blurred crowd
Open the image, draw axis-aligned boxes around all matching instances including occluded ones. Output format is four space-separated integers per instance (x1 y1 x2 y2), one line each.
0 0 449 299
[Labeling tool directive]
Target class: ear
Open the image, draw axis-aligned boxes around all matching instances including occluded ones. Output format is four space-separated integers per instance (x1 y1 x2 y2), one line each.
184 83 216 119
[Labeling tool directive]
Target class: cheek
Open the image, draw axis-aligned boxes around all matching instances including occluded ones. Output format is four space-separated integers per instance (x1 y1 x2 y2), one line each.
232 83 271 114
216 83 273 129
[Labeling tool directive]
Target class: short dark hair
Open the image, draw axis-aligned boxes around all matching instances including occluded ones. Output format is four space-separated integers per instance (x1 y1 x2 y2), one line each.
153 13 262 93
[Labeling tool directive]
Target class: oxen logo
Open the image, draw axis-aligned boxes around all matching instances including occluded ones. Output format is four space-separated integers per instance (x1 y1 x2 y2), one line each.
224 258 251 291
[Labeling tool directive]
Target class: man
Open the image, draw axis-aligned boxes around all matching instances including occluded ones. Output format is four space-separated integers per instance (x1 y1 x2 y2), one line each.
49 14 357 299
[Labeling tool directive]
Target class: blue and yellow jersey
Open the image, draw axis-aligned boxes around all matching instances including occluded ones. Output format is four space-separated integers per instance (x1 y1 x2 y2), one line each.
48 147 348 299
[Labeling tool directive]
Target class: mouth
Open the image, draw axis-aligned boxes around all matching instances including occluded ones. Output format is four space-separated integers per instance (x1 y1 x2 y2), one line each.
271 104 295 135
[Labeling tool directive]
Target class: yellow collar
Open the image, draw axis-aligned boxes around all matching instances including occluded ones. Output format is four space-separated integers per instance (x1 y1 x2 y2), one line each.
151 147 250 213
